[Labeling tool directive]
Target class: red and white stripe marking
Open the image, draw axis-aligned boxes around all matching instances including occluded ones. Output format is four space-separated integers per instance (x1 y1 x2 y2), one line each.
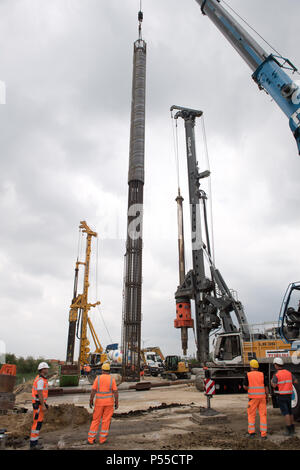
204 378 215 395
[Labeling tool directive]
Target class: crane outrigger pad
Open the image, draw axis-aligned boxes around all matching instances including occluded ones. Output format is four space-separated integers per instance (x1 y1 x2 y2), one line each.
191 410 228 425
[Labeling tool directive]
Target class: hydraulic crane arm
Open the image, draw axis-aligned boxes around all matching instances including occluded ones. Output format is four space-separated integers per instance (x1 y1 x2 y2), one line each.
196 0 300 154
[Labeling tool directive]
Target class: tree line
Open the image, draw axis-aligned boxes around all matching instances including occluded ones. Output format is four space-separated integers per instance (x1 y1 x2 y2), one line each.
3 353 49 374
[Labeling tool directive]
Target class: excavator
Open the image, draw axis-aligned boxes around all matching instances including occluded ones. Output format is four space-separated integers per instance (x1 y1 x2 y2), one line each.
169 0 300 416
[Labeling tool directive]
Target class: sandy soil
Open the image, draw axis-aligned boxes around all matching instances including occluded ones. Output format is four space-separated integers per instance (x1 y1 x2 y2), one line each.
2 383 300 450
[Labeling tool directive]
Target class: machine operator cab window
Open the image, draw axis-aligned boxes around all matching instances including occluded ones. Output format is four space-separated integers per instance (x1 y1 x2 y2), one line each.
282 284 300 341
213 333 242 364
89 353 101 366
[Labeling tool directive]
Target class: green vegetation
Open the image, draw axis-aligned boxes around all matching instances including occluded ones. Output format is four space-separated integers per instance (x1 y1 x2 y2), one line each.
1 353 54 385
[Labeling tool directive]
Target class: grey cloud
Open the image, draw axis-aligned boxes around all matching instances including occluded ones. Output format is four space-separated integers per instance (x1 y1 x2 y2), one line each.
1 0 300 360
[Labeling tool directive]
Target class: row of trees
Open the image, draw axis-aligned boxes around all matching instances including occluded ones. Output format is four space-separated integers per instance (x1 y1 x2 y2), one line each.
3 353 49 374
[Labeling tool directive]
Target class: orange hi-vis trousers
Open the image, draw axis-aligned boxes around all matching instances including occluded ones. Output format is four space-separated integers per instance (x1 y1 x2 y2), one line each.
88 404 114 444
30 404 45 448
247 398 267 437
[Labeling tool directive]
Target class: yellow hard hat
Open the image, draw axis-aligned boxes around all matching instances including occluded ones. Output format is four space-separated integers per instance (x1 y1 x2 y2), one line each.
250 359 259 369
102 362 110 371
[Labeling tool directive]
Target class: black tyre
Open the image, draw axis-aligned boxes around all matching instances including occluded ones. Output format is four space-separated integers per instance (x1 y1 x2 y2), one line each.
87 374 96 385
195 374 204 392
292 379 300 421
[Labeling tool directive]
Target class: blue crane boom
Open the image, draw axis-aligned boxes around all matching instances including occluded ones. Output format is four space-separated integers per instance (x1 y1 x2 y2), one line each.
196 0 300 154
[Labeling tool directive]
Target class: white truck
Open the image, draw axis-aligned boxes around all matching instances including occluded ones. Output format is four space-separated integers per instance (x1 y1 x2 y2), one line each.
142 350 164 377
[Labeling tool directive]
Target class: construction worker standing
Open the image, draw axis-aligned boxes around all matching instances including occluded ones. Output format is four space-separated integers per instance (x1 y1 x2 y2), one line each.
30 362 50 450
243 359 269 439
140 364 145 381
271 357 298 436
87 362 118 445
84 364 91 376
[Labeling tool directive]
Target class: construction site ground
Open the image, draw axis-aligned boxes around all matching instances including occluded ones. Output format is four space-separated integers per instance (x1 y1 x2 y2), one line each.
3 376 300 451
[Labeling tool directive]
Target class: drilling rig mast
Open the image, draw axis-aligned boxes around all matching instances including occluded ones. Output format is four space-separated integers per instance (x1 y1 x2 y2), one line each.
66 221 100 366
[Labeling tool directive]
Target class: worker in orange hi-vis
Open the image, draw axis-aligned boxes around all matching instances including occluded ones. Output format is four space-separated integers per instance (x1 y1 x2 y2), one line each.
84 364 91 376
87 362 119 445
30 362 50 450
243 359 269 440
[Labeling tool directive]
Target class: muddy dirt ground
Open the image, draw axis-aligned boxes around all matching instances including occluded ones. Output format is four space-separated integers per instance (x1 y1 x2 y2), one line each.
2 382 300 450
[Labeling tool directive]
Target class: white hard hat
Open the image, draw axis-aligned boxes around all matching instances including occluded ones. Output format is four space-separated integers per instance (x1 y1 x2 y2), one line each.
273 357 284 366
38 362 50 370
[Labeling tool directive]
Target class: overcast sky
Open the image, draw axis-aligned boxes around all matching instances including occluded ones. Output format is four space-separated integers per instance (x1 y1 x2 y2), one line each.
1 0 300 361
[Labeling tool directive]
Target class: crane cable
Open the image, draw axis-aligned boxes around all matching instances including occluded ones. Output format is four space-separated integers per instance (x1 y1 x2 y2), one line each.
75 227 83 340
170 110 181 192
77 226 84 261
171 110 216 352
200 114 215 264
171 112 215 261
95 236 114 344
170 110 216 269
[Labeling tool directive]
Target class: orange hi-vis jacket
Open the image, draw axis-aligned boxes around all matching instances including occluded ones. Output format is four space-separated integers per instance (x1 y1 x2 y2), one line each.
247 371 266 399
32 375 48 404
93 374 117 406
274 369 293 395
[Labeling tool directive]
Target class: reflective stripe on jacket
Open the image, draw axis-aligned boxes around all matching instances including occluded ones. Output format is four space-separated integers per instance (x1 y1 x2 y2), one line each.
274 369 293 395
95 374 114 406
32 375 48 403
247 371 266 399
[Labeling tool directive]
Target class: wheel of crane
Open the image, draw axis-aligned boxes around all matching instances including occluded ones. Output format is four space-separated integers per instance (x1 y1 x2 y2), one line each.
292 378 300 421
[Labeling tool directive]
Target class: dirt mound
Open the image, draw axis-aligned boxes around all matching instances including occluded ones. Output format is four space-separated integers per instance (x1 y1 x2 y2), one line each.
164 429 300 451
3 404 91 448
15 392 32 404
44 404 90 430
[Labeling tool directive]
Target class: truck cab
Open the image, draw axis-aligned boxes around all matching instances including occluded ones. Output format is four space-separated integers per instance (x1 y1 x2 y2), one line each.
143 351 164 376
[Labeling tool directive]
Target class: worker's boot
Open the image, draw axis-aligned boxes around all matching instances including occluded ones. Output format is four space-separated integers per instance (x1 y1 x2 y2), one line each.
30 442 44 450
290 424 295 436
283 425 292 436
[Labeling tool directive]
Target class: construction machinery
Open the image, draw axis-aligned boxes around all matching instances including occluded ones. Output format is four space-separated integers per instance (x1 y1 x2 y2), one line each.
279 282 300 344
140 347 190 380
142 346 165 362
171 105 250 366
161 356 191 381
141 348 164 376
195 0 300 155
171 105 300 417
62 221 108 386
174 188 194 355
